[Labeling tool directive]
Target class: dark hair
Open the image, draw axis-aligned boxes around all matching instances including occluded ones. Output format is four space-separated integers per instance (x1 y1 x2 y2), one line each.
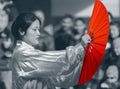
110 21 120 28
74 17 85 24
12 13 41 40
108 12 114 21
62 14 73 21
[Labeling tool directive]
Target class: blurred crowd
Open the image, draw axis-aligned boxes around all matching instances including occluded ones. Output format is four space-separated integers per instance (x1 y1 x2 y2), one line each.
0 0 120 89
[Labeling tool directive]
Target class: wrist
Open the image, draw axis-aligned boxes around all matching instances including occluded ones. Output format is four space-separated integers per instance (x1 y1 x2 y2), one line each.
81 39 87 49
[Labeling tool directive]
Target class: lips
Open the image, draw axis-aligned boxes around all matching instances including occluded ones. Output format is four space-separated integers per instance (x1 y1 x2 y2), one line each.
35 37 40 41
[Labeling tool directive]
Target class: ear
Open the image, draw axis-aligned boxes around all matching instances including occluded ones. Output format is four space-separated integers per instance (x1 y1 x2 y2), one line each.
18 28 25 36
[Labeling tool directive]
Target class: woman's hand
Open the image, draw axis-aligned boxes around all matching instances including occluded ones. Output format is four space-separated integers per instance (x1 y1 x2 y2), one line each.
81 34 91 48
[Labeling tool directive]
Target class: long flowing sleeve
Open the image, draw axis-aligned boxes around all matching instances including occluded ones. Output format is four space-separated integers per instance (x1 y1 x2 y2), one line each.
50 43 85 88
13 41 85 88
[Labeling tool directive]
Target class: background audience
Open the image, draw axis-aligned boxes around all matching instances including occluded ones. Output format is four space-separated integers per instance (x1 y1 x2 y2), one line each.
0 0 120 89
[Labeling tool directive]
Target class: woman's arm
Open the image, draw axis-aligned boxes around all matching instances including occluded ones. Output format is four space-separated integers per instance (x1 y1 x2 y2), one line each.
49 34 91 87
14 34 91 82
13 49 67 80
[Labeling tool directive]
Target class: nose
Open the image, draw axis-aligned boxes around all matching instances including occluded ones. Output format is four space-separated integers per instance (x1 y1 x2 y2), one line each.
36 29 40 36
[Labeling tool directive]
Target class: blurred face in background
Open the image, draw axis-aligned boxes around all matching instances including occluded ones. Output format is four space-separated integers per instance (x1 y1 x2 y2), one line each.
110 25 119 39
106 65 119 84
23 19 40 46
113 38 120 56
34 10 45 27
74 20 86 34
0 10 9 32
61 17 73 31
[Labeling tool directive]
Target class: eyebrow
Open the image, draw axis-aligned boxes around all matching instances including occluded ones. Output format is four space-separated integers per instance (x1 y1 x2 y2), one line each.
33 26 40 29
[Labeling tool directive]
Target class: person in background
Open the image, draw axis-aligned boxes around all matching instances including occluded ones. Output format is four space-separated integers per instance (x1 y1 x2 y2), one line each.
33 10 45 27
0 9 8 59
100 37 120 89
0 5 13 89
0 72 6 89
0 7 13 60
102 37 120 70
86 66 104 89
1 29 13 59
102 21 120 69
98 65 120 89
72 17 87 44
54 14 75 50
11 13 91 89
111 37 120 68
109 21 120 43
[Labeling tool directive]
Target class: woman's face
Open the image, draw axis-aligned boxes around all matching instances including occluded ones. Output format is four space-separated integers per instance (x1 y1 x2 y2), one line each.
110 25 119 39
23 19 40 46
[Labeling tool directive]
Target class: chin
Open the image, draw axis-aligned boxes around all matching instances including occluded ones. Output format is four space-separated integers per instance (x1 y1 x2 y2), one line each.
35 41 39 45
32 42 39 46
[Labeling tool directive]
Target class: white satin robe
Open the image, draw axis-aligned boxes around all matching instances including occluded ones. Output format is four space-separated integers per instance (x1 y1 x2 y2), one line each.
12 41 85 89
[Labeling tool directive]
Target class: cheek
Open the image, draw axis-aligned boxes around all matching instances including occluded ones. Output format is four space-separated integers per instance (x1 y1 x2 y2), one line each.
25 31 35 42
114 48 120 55
111 33 118 38
28 34 37 41
107 78 117 83
110 30 114 36
25 34 39 46
116 32 119 36
112 31 116 35
111 79 117 83
26 30 35 38
27 33 39 43
111 29 119 37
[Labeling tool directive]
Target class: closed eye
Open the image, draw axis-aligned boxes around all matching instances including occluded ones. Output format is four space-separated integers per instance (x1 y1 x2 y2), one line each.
32 29 37 31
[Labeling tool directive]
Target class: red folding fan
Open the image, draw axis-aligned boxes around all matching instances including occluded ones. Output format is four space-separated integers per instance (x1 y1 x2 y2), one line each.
78 0 109 84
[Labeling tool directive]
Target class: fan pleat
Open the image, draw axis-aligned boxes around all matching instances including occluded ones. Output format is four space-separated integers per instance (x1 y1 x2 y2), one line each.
79 0 109 84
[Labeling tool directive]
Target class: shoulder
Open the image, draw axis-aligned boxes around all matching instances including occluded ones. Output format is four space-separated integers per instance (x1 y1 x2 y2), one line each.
12 46 23 60
12 42 28 61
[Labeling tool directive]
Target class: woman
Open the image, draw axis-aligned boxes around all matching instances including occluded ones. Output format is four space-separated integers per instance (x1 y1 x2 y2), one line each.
11 13 91 89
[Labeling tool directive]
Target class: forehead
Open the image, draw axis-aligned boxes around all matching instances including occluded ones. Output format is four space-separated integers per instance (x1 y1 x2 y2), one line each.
75 20 84 24
110 24 119 28
106 65 119 76
30 19 40 28
63 17 72 22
